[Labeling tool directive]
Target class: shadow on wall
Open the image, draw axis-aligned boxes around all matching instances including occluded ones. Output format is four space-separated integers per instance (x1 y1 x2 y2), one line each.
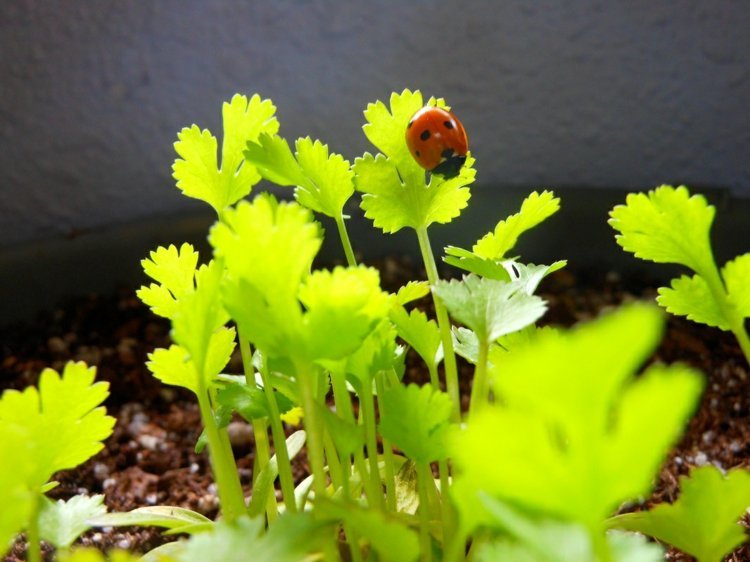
0 185 747 323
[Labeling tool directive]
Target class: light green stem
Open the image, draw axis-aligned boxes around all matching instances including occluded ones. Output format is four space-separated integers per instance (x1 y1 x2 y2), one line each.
339 463 364 562
591 527 612 562
330 373 379 504
26 494 41 562
359 381 384 509
416 227 461 422
417 462 434 562
323 427 344 490
335 214 358 267
196 389 246 521
375 373 397 512
295 360 328 498
427 363 439 389
443 525 468 562
468 338 490 415
238 335 297 512
702 265 750 363
251 418 278 522
296 361 341 561
260 365 297 511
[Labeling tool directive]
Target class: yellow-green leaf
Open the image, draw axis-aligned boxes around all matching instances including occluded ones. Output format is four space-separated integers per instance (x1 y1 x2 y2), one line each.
473 191 560 260
657 274 730 330
609 185 716 275
173 94 278 214
609 466 750 562
723 253 750 318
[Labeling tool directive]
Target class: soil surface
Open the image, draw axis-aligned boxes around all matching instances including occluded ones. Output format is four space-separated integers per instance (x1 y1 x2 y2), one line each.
1 257 749 561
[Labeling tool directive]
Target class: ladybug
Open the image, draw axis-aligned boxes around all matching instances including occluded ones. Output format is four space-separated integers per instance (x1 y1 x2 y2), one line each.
405 105 468 178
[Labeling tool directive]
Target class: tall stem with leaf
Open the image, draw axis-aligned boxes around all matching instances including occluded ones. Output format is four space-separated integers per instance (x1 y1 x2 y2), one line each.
416 227 461 421
352 90 476 423
610 185 750 366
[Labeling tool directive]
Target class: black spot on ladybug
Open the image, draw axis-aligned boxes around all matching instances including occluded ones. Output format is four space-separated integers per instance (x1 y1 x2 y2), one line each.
415 150 421 158
420 130 431 141
441 148 454 158
444 120 454 129
407 120 413 129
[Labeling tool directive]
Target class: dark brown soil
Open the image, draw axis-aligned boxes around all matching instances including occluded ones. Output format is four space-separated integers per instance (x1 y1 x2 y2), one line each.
2 257 749 561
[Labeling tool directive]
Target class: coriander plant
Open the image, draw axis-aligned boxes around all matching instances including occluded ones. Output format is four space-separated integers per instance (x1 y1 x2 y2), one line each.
0 362 115 562
610 185 750 364
4 93 750 562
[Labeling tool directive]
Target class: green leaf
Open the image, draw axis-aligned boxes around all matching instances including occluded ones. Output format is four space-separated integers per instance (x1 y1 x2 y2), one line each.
338 319 401 387
451 305 703 535
394 280 430 305
355 152 475 233
246 135 354 219
247 431 307 517
354 90 475 233
507 260 567 296
299 266 391 362
318 500 420 562
473 190 561 260
474 495 593 562
59 548 140 562
0 425 34 557
137 243 200 319
362 88 425 170
172 94 278 214
39 494 106 549
138 542 186 562
389 306 443 369
170 261 234 386
433 274 547 343
88 505 212 531
379 384 452 463
724 253 750 318
476 530 663 562
215 380 294 422
147 345 197 392
180 513 329 562
210 195 320 356
147 327 235 395
608 465 750 562
0 361 115 488
243 133 308 187
443 246 512 280
179 517 264 562
657 274 730 329
453 326 480 364
474 493 664 562
609 185 716 275
317 404 365 458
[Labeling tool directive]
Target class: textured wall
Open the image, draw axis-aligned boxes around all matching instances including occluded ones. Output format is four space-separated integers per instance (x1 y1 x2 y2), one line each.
1 0 749 248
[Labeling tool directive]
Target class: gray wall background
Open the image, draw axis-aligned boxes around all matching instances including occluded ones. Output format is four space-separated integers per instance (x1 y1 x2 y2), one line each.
1 0 749 250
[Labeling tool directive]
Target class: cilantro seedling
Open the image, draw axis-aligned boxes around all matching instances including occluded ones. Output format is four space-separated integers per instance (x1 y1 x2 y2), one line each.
0 362 114 562
173 94 278 215
608 465 750 562
433 274 547 414
610 185 750 363
354 89 477 424
139 253 246 521
245 135 358 265
116 93 749 562
449 305 703 560
379 384 453 561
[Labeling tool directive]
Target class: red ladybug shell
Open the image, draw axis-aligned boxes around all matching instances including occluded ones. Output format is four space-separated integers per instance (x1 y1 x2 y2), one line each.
405 106 468 177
